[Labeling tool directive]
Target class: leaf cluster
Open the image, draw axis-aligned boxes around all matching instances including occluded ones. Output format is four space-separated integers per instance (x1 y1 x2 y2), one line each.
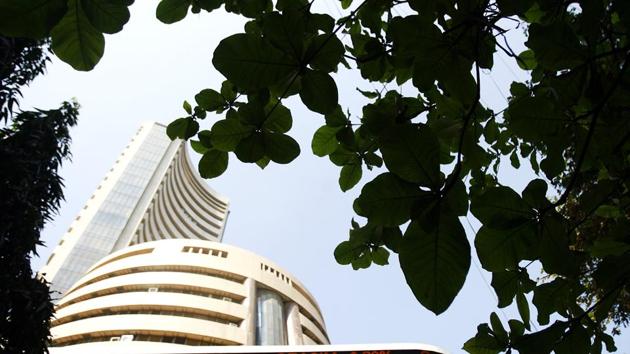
0 101 79 354
0 36 50 122
3 0 630 353
0 0 135 70
166 1 630 352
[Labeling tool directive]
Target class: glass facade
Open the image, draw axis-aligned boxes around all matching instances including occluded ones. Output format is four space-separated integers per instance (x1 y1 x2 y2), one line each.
49 126 172 296
255 289 288 345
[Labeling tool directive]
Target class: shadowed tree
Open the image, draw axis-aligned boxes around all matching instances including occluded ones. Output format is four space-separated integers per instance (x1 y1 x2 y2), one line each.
0 36 79 353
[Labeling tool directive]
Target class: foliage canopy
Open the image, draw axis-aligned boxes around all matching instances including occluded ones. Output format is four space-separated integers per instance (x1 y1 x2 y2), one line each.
2 0 630 353
0 102 79 353
0 35 80 353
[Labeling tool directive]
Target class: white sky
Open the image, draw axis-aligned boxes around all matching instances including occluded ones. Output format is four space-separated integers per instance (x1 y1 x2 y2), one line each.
21 1 629 353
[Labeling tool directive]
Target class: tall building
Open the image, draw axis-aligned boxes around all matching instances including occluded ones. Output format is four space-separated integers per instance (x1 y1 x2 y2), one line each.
41 122 329 352
40 122 230 296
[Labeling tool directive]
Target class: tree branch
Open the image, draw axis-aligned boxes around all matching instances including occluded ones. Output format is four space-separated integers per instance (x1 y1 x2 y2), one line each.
546 54 630 211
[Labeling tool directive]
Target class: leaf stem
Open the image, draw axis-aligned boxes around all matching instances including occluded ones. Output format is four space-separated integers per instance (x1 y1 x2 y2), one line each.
441 48 482 196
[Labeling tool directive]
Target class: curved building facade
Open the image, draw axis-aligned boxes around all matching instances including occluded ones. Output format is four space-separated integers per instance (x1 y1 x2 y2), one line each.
41 122 329 353
40 122 229 296
51 240 329 349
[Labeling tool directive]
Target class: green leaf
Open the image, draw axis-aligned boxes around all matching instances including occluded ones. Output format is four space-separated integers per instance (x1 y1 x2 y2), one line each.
334 240 366 265
471 186 534 230
0 0 67 39
400 210 471 315
190 140 209 154
183 100 192 114
516 293 530 329
238 102 266 127
475 224 538 271
506 96 564 143
220 80 237 101
50 0 105 71
491 271 518 308
352 251 372 270
167 117 199 140
251 157 267 170
526 22 584 70
312 125 341 157
235 132 265 162
260 11 305 58
364 152 383 168
599 331 617 352
306 34 345 73
495 0 535 16
339 163 362 192
443 179 469 216
554 324 589 354
533 279 573 325
195 89 225 112
371 247 390 266
308 13 334 33
382 227 403 253
538 143 565 174
230 0 270 18
516 49 537 70
489 312 507 343
210 118 254 151
393 16 476 101
510 82 530 97
513 321 568 354
198 0 222 12
329 145 359 166
357 88 380 99
299 69 338 114
349 222 374 244
325 105 348 127
529 150 540 174
538 213 576 276
594 205 622 218
193 106 206 119
156 0 191 24
508 319 525 337
81 0 130 34
198 129 212 147
591 289 623 322
264 132 300 164
590 240 630 257
263 102 292 133
522 178 550 210
356 173 423 227
509 151 521 168
379 124 441 188
336 126 354 148
213 33 297 90
463 326 503 354
198 149 228 178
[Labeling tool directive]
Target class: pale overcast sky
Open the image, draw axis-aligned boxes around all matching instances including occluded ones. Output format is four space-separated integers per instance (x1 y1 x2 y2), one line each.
20 1 628 353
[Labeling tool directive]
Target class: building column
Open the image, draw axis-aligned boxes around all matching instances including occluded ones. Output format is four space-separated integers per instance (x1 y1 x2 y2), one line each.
285 302 303 345
243 278 257 345
256 289 287 345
